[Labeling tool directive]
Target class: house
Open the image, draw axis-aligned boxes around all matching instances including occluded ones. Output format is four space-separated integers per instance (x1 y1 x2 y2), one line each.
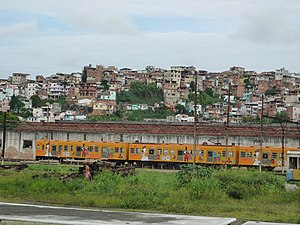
175 114 194 123
92 100 117 116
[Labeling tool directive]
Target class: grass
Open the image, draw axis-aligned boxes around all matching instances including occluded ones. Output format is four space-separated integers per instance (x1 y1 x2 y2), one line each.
0 164 299 224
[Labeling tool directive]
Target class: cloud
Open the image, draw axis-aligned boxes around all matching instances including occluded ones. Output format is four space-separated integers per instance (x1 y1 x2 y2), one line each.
0 20 37 38
0 0 300 78
232 3 300 44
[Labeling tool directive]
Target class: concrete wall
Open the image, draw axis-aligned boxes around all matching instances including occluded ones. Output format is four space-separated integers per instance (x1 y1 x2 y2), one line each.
0 130 299 160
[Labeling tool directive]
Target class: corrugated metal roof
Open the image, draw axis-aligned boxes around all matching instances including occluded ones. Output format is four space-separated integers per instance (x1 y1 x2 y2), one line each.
13 121 300 139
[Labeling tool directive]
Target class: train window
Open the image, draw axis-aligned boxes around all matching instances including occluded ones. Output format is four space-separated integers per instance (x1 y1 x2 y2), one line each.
37 144 40 150
120 147 125 154
115 147 119 153
272 153 277 159
136 148 140 154
149 149 154 154
52 145 57 151
130 148 135 154
64 145 68 151
70 146 74 151
42 145 45 150
263 153 268 159
164 149 168 155
95 147 99 152
208 151 213 157
289 157 297 169
178 150 183 155
157 149 162 155
228 151 233 157
248 152 252 158
59 145 63 151
241 152 246 158
88 146 93 152
199 150 204 156
170 149 174 155
222 151 226 157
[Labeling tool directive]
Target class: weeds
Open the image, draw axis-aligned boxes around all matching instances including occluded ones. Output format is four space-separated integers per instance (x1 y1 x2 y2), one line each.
0 165 299 223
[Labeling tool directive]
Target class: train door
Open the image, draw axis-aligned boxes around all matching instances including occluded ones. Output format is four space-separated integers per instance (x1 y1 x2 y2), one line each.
102 146 110 158
207 150 214 162
63 143 70 157
51 143 57 156
262 152 271 165
148 148 156 160
177 150 183 161
76 146 81 157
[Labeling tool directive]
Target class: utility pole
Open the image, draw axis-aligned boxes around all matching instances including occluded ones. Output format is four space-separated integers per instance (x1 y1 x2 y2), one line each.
193 71 198 166
225 83 230 171
259 94 264 172
280 120 285 174
1 111 7 165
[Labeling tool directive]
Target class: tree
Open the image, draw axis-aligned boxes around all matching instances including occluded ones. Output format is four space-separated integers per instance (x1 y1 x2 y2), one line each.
190 81 195 92
101 80 110 91
272 111 290 123
188 91 219 107
31 95 43 108
117 82 163 105
57 96 70 111
9 95 25 114
265 88 279 96
205 88 214 97
175 104 188 114
0 112 20 128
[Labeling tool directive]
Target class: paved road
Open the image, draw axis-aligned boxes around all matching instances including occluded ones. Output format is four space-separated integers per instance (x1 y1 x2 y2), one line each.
0 202 236 225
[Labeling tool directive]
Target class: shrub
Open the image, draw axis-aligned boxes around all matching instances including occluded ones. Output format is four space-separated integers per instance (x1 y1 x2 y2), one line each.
176 164 215 186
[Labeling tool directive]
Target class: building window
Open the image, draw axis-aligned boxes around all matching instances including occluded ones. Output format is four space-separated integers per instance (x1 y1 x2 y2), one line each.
23 140 32 148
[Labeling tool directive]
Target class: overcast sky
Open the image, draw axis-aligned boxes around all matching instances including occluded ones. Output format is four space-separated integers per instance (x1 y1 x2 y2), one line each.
1 0 300 79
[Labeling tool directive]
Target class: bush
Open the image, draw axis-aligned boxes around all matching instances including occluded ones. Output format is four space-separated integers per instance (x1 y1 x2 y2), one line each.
176 164 215 186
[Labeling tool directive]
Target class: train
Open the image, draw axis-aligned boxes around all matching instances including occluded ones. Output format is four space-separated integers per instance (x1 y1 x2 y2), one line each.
36 139 300 173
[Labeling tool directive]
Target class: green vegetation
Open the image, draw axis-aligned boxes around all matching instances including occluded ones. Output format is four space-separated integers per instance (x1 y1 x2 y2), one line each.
188 88 220 107
117 82 164 105
265 87 280 95
0 111 20 128
0 164 299 223
87 106 173 122
272 111 290 123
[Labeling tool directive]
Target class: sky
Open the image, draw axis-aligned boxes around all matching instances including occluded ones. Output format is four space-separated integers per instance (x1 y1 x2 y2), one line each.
0 0 300 79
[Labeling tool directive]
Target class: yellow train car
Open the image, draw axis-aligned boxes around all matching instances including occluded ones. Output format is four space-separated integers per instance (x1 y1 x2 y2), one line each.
238 146 284 168
128 143 199 164
35 139 299 171
286 150 300 181
198 145 239 166
36 139 49 159
128 143 239 166
237 146 258 166
237 146 300 168
99 142 129 161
